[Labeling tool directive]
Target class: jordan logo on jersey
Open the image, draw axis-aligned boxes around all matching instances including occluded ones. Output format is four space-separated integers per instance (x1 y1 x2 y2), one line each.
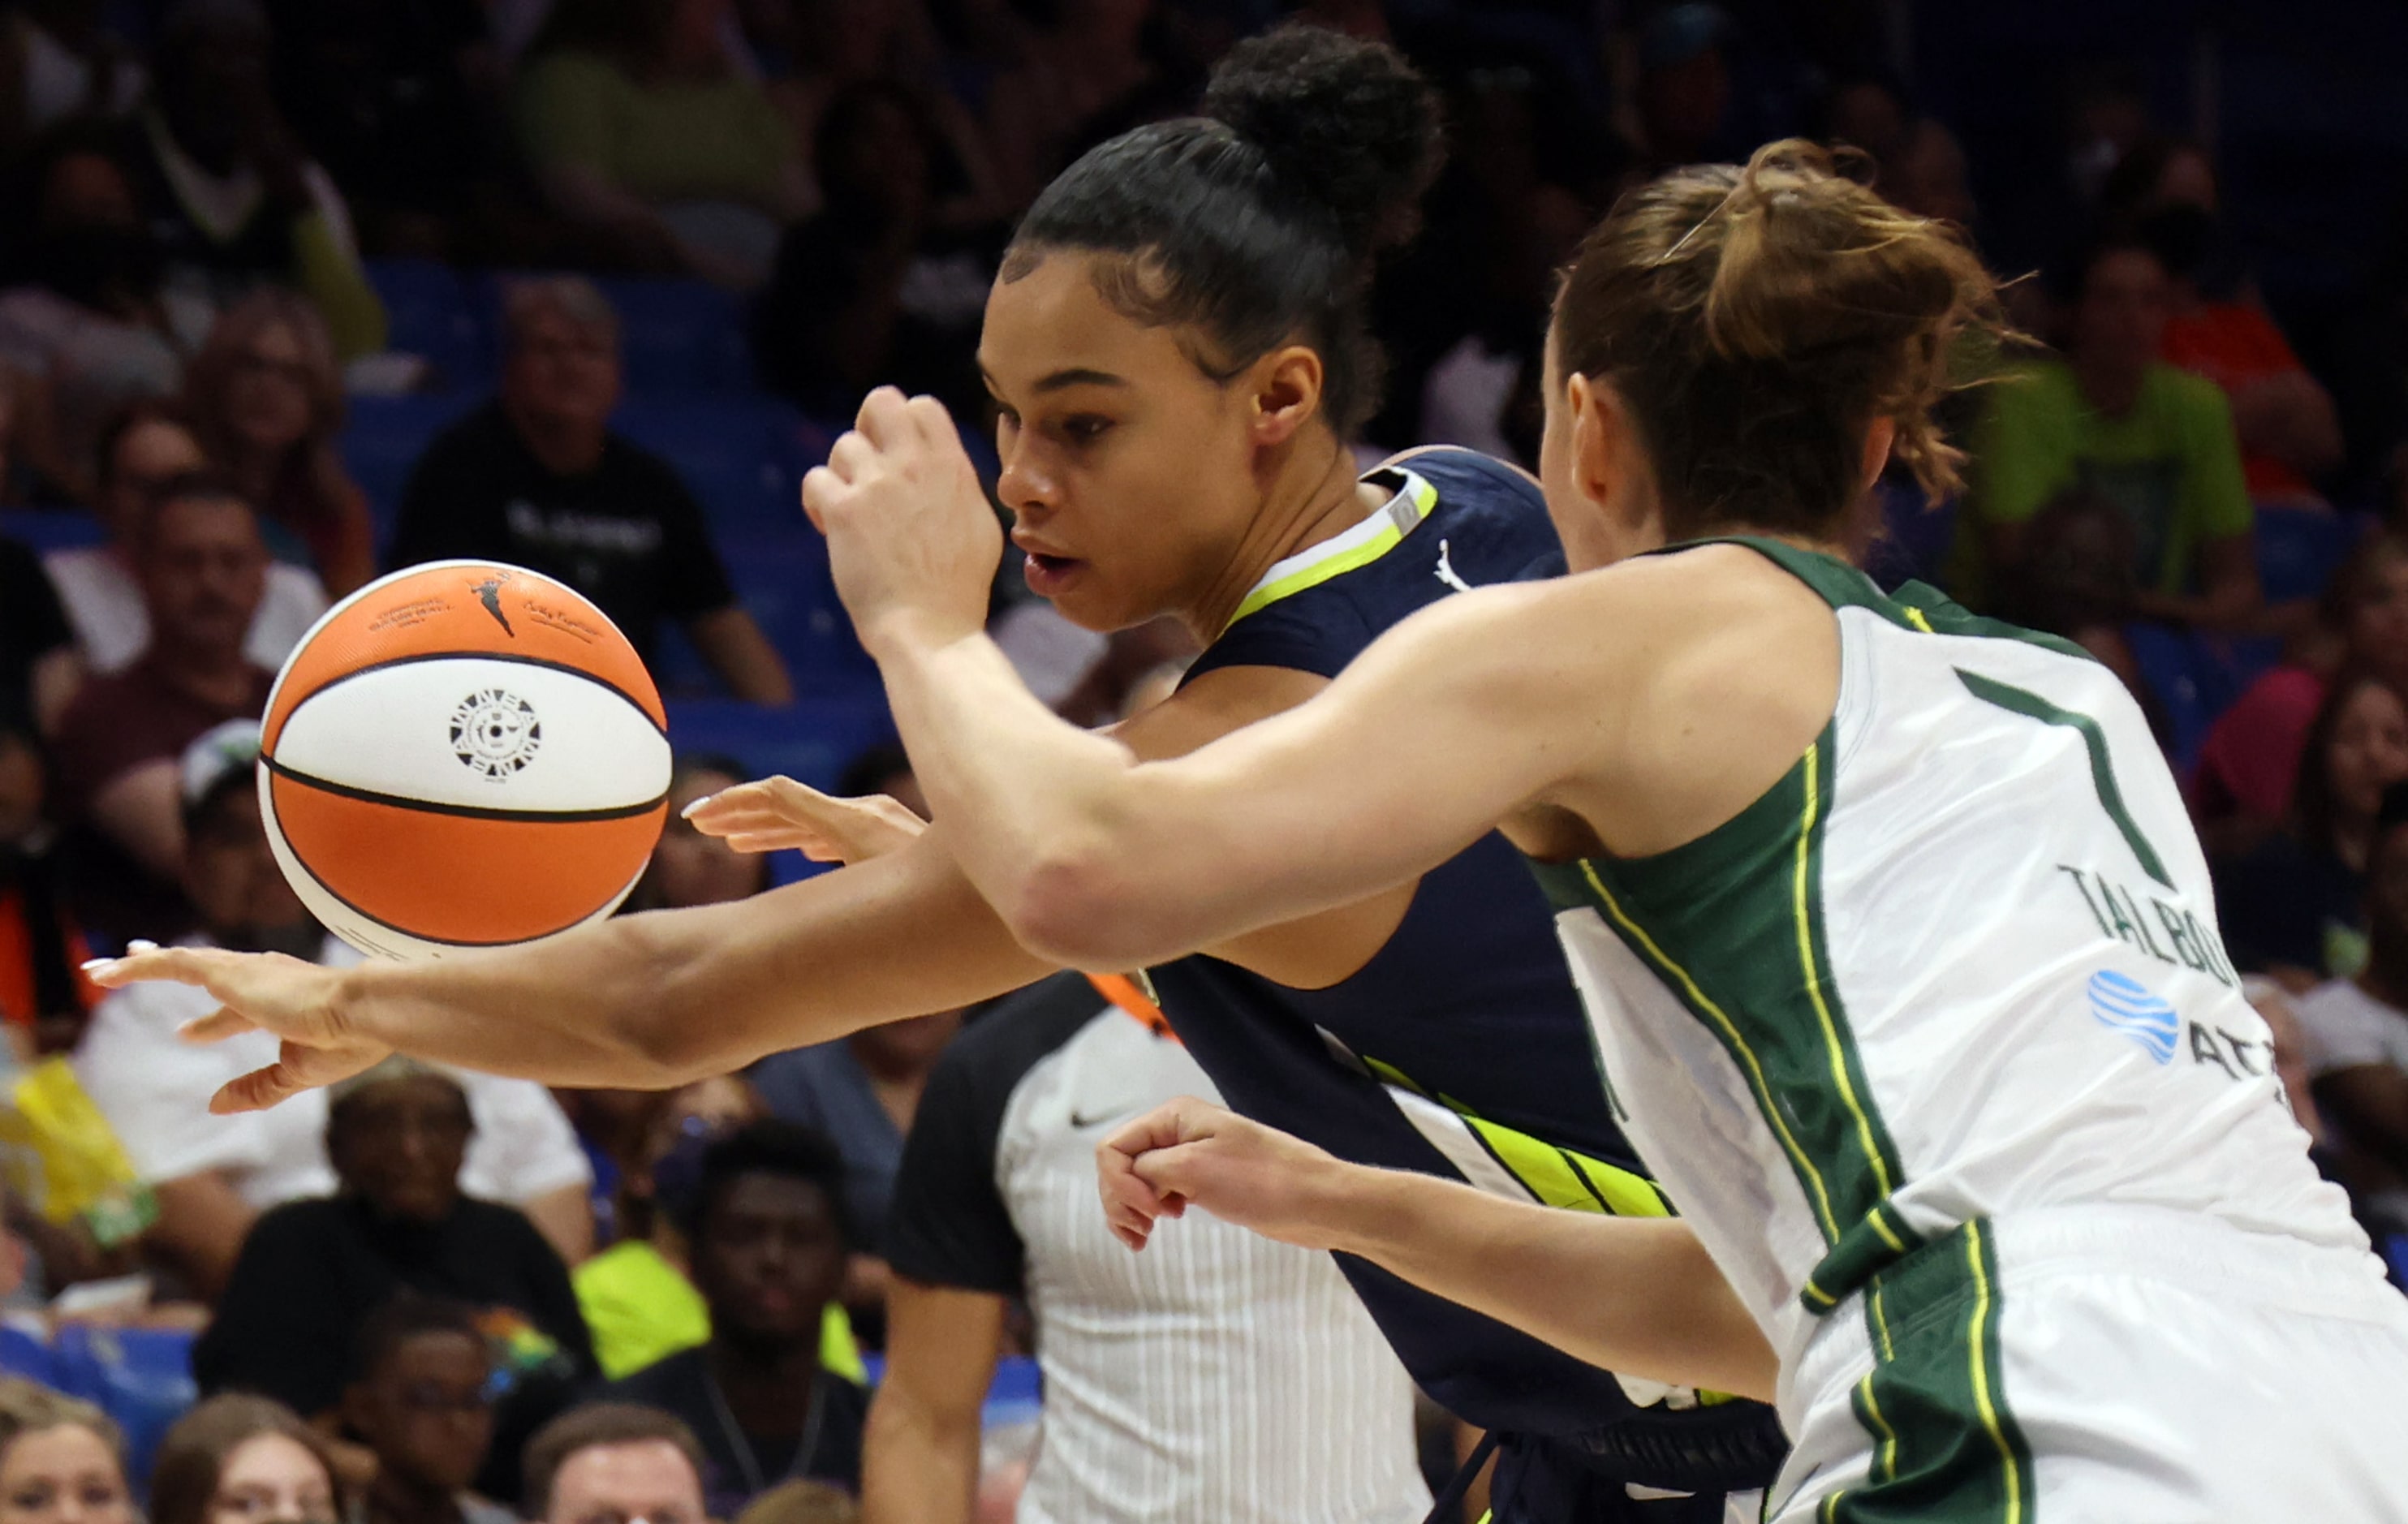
1432 540 1474 594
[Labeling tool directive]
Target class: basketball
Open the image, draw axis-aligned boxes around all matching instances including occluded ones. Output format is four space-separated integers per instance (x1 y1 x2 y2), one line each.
259 560 673 960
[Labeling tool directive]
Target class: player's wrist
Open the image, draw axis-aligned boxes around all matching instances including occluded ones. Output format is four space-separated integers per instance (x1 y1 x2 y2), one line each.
1303 1156 1402 1259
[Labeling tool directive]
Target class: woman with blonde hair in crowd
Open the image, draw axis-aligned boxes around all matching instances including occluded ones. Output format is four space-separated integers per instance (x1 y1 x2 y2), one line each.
0 1378 131 1524
181 291 374 596
148 1395 344 1524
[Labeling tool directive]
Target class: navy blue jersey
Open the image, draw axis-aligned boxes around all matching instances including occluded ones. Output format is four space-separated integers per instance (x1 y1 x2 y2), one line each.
1148 448 1786 1518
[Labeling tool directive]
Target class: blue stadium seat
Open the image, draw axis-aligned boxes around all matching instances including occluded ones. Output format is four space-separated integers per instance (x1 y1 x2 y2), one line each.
2255 505 2363 606
48 1324 197 1486
365 259 492 390
2126 622 2213 773
664 696 892 797
0 508 106 555
342 392 482 552
611 395 800 542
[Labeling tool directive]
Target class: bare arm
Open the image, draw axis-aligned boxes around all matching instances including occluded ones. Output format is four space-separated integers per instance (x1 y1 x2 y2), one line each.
684 605 795 705
519 1183 595 1266
860 1278 1006 1524
146 1171 259 1302
87 761 183 880
29 648 83 738
802 394 1581 968
1100 1100 1775 1401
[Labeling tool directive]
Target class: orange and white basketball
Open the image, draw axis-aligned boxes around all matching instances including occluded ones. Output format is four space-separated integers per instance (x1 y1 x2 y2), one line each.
261 561 672 959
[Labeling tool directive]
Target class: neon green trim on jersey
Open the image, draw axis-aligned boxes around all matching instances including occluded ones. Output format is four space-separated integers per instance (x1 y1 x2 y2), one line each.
1222 468 1439 630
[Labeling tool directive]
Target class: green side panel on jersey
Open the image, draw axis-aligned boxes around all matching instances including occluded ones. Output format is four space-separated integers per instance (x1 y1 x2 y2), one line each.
1821 1221 2036 1524
1527 728 1908 1281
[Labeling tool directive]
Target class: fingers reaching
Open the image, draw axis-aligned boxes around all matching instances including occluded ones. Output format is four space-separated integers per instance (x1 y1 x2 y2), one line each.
179 1007 259 1045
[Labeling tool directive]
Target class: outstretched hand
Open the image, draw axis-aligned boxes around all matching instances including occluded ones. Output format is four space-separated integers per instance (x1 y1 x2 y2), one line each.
683 776 928 863
801 387 1001 659
1096 1097 1355 1254
81 944 389 1113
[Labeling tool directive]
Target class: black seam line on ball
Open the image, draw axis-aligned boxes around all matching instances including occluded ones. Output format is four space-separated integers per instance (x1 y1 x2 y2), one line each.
261 756 671 824
276 650 670 738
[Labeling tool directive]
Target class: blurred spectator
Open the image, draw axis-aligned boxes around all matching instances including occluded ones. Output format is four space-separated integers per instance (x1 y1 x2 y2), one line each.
1631 3 1736 171
2215 668 2408 988
0 131 213 489
0 530 78 738
341 1295 516 1524
183 291 376 596
45 403 327 677
114 0 387 359
194 1057 597 1465
48 471 271 901
0 1379 131 1524
599 1121 865 1514
979 0 1177 212
866 973 1429 1524
75 721 596 1298
2194 529 2408 834
0 2 144 160
2296 781 2408 1241
752 80 997 424
515 0 809 286
386 278 792 703
522 1406 709 1524
627 756 769 914
2245 976 2331 1154
747 1007 956 1344
149 1395 344 1524
263 0 509 260
1962 238 2260 634
0 718 101 1053
2101 144 2346 509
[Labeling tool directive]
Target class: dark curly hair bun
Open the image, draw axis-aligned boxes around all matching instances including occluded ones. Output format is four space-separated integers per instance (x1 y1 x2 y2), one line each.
1201 24 1443 261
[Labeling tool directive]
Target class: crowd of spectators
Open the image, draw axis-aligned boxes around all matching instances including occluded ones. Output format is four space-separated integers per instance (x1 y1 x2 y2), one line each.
0 1 2399 1521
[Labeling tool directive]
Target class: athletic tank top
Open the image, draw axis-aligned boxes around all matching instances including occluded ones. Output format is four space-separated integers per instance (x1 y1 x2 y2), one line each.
1148 449 1787 1500
1531 538 2373 1369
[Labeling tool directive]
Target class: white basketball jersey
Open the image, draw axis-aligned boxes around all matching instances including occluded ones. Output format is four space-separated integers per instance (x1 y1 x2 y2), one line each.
1530 540 2375 1366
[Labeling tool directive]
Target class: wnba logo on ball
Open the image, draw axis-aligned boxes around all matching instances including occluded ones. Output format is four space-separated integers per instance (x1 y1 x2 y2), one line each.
450 688 542 780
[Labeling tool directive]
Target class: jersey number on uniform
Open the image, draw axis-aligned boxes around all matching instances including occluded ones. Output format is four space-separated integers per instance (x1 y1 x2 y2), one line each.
1955 669 2172 889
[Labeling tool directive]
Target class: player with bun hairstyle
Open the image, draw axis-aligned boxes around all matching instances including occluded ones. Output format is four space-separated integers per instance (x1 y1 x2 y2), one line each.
795 140 2408 1519
97 26 1785 1521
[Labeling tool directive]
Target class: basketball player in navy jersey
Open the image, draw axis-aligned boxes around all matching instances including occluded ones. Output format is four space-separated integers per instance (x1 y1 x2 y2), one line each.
95 28 1781 1520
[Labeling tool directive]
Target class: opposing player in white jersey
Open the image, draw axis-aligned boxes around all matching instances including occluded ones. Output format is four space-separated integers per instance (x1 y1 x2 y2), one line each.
793 140 2408 1521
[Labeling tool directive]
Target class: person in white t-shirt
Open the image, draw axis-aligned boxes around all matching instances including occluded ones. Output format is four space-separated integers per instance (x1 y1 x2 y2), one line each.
43 402 325 675
71 720 592 1298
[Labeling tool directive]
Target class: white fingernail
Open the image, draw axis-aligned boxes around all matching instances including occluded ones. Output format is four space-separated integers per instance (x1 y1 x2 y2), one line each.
80 958 115 975
127 939 159 954
680 795 713 819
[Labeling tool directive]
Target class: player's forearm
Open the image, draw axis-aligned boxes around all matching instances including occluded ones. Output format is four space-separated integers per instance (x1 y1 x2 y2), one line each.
1320 1165 1777 1402
878 629 1175 959
336 834 1047 1086
859 1387 982 1524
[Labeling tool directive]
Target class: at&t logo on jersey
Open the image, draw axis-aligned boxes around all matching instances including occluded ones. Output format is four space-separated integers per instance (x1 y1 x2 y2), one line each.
2088 970 2179 1062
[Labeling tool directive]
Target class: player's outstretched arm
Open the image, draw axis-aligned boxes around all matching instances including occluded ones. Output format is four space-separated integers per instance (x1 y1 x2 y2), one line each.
806 390 1594 969
86 829 1058 1110
1100 1099 1776 1403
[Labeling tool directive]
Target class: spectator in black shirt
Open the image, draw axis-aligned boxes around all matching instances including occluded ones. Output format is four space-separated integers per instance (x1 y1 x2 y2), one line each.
386 277 792 703
597 1121 864 1515
0 531 78 737
197 1057 595 1503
